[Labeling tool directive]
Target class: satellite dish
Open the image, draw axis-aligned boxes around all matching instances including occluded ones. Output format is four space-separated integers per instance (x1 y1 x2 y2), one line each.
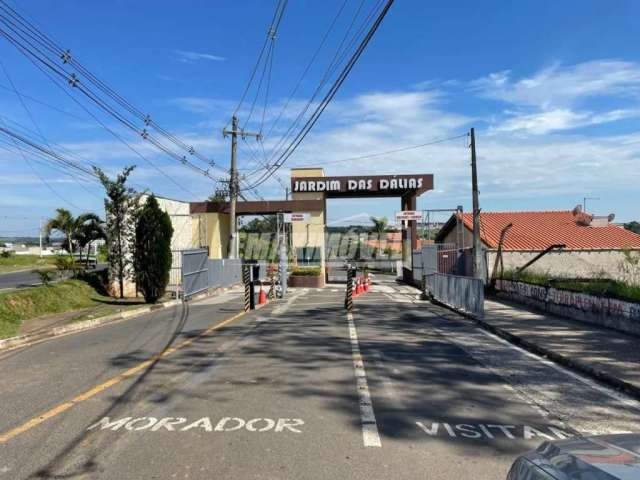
608 213 616 222
572 204 582 216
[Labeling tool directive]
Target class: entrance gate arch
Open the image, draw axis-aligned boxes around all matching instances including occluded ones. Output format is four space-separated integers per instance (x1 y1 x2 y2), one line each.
290 168 434 283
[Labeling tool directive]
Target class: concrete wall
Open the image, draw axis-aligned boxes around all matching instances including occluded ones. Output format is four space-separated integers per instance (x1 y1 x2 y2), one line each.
144 195 195 251
291 168 326 274
486 249 640 283
495 279 640 336
192 212 230 259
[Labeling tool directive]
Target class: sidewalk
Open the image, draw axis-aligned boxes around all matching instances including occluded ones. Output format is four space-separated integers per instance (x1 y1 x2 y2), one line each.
476 297 640 397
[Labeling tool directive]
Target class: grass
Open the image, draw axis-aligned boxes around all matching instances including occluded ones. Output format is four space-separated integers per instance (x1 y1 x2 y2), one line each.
0 274 145 339
0 254 58 274
503 270 640 303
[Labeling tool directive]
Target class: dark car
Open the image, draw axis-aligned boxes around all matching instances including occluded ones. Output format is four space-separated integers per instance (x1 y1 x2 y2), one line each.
507 434 640 479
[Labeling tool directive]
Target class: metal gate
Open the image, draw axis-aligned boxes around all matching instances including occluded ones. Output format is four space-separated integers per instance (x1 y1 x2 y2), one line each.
182 248 209 298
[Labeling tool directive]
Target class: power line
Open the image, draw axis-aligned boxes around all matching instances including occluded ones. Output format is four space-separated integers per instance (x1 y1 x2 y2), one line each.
0 2 221 178
226 0 288 130
288 134 469 168
263 0 350 141
244 0 395 191
0 34 205 198
260 0 374 170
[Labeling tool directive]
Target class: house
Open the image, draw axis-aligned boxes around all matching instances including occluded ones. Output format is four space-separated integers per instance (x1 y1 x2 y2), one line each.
435 207 640 282
365 231 433 255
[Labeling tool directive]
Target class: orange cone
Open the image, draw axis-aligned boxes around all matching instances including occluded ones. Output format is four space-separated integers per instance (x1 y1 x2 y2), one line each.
258 285 267 305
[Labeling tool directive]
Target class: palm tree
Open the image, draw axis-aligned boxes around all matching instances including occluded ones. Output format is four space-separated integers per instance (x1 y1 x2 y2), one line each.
370 216 388 258
75 217 106 264
45 208 102 258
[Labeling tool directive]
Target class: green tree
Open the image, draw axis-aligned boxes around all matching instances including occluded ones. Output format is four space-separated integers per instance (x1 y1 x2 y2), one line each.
45 208 101 259
75 217 106 264
134 195 173 303
94 165 139 299
207 189 228 204
369 216 388 258
241 215 278 233
624 221 640 235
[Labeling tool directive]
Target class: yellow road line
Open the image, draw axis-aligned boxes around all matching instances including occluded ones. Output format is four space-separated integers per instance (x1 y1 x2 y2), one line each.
0 310 246 444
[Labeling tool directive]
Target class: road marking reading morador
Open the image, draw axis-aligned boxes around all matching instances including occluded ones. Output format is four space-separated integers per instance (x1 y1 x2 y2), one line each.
347 311 381 448
87 416 304 433
0 310 248 444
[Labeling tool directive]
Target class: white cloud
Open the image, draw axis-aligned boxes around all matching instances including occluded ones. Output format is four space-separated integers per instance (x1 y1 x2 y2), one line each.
172 49 226 63
469 60 640 135
471 60 640 108
248 88 640 220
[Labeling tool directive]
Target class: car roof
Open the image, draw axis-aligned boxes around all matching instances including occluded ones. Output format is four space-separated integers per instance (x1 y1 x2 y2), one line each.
523 434 640 480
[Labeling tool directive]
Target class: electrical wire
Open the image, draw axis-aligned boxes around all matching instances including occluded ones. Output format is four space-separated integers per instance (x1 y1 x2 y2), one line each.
260 0 373 169
0 2 220 175
287 134 469 168
226 0 288 129
244 0 395 191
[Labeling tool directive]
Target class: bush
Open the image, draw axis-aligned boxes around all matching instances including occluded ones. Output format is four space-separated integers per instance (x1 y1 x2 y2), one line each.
134 195 173 303
502 269 640 303
37 270 54 286
1 250 12 258
54 255 80 276
291 266 321 276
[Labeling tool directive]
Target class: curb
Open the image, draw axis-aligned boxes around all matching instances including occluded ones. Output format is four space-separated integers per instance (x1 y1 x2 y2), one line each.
428 297 640 401
0 284 243 353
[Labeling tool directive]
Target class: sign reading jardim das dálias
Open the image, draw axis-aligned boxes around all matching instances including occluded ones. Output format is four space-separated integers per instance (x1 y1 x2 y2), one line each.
291 174 433 195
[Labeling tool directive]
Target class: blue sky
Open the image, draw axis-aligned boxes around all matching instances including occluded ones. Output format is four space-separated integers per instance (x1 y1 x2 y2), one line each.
1 0 639 236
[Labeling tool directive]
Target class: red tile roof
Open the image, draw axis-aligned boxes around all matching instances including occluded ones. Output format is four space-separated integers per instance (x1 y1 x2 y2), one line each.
457 211 640 251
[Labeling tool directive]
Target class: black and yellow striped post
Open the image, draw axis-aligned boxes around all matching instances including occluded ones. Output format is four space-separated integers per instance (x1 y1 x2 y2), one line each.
345 265 355 311
243 265 251 312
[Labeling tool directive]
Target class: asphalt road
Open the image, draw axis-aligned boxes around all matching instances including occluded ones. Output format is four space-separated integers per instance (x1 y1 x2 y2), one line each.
1 276 639 479
0 264 107 291
0 269 47 291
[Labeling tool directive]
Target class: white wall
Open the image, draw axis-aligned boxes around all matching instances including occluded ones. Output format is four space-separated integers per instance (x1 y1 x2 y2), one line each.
486 249 640 283
142 195 195 251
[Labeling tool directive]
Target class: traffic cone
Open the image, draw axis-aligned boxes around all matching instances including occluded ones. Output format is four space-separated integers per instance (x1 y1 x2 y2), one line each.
258 284 267 305
357 278 363 295
363 277 369 293
354 278 360 297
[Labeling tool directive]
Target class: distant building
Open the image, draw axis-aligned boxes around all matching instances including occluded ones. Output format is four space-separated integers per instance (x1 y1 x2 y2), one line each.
435 208 640 282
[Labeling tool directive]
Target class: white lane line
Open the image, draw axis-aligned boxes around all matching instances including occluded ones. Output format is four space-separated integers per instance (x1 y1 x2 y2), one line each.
347 311 381 448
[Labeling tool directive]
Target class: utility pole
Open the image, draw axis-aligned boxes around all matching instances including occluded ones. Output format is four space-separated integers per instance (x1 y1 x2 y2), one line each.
223 116 261 258
470 128 483 281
